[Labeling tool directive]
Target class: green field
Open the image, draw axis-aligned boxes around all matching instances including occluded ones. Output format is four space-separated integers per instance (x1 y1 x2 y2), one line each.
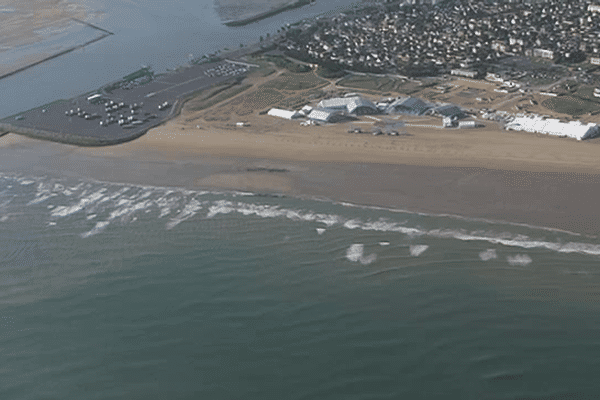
262 55 311 73
222 86 286 116
185 82 252 112
337 74 407 92
261 72 327 91
542 95 600 116
275 88 326 110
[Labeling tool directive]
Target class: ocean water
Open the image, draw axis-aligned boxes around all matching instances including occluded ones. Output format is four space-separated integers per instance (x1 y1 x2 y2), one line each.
2 172 600 399
0 0 365 118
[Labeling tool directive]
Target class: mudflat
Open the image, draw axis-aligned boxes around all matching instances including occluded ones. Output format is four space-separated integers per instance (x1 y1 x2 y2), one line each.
0 0 99 77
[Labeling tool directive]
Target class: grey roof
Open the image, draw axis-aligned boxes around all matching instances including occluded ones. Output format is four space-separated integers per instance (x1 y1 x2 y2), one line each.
307 108 344 122
435 104 463 117
317 97 354 110
387 97 431 115
317 96 377 114
346 97 377 114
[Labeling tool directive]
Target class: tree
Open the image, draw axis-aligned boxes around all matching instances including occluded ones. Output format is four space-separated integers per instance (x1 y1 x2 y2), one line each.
240 43 244 48
266 33 270 38
260 36 264 42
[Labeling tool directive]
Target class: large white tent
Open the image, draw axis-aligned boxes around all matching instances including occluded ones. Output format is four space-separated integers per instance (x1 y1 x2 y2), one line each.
267 108 301 120
505 116 600 141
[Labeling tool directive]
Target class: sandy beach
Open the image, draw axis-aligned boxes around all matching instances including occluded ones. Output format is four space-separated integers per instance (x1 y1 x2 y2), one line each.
4 46 600 235
3 111 600 235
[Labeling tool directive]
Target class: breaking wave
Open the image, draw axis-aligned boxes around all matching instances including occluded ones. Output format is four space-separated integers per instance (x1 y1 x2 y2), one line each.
2 173 600 258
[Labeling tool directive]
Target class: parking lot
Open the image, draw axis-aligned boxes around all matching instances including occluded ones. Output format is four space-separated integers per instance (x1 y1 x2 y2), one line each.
1 59 254 145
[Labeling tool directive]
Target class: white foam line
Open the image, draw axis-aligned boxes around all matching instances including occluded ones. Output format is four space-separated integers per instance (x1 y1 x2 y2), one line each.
166 198 203 230
331 199 585 237
409 245 429 257
27 193 56 205
80 221 110 238
200 200 600 257
50 188 107 217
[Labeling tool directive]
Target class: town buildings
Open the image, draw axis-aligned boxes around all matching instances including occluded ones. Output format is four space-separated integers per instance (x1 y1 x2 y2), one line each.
280 0 600 76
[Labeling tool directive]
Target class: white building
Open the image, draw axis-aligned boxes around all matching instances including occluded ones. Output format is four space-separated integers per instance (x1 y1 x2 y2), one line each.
443 117 456 128
591 57 600 65
458 120 481 129
588 4 600 12
505 116 600 141
486 72 504 83
533 49 554 59
267 108 302 120
451 69 477 78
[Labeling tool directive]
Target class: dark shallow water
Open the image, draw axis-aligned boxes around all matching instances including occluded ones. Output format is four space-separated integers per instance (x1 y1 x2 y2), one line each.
1 172 600 399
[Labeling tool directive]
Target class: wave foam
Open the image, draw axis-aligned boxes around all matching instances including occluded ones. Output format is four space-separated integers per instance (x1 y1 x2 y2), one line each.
409 245 429 257
346 244 364 262
479 249 497 261
346 244 377 265
80 221 109 238
507 254 532 266
166 198 203 230
9 174 600 256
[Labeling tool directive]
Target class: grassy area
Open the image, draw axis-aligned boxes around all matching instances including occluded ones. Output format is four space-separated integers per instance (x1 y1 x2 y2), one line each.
542 95 600 116
246 57 277 78
574 85 599 101
337 74 407 93
261 72 327 91
275 88 325 109
185 81 252 112
262 55 311 73
315 64 347 79
212 86 285 118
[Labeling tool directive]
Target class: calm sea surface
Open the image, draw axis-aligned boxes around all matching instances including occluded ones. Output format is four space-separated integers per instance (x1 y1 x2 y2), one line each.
0 0 364 119
3 1 600 398
1 172 600 399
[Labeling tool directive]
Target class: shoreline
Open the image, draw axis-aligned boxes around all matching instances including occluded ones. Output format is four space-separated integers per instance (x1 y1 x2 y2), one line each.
2 121 600 236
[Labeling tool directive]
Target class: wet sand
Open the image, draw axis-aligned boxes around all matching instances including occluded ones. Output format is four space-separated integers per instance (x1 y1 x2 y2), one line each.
2 119 600 235
0 0 92 77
